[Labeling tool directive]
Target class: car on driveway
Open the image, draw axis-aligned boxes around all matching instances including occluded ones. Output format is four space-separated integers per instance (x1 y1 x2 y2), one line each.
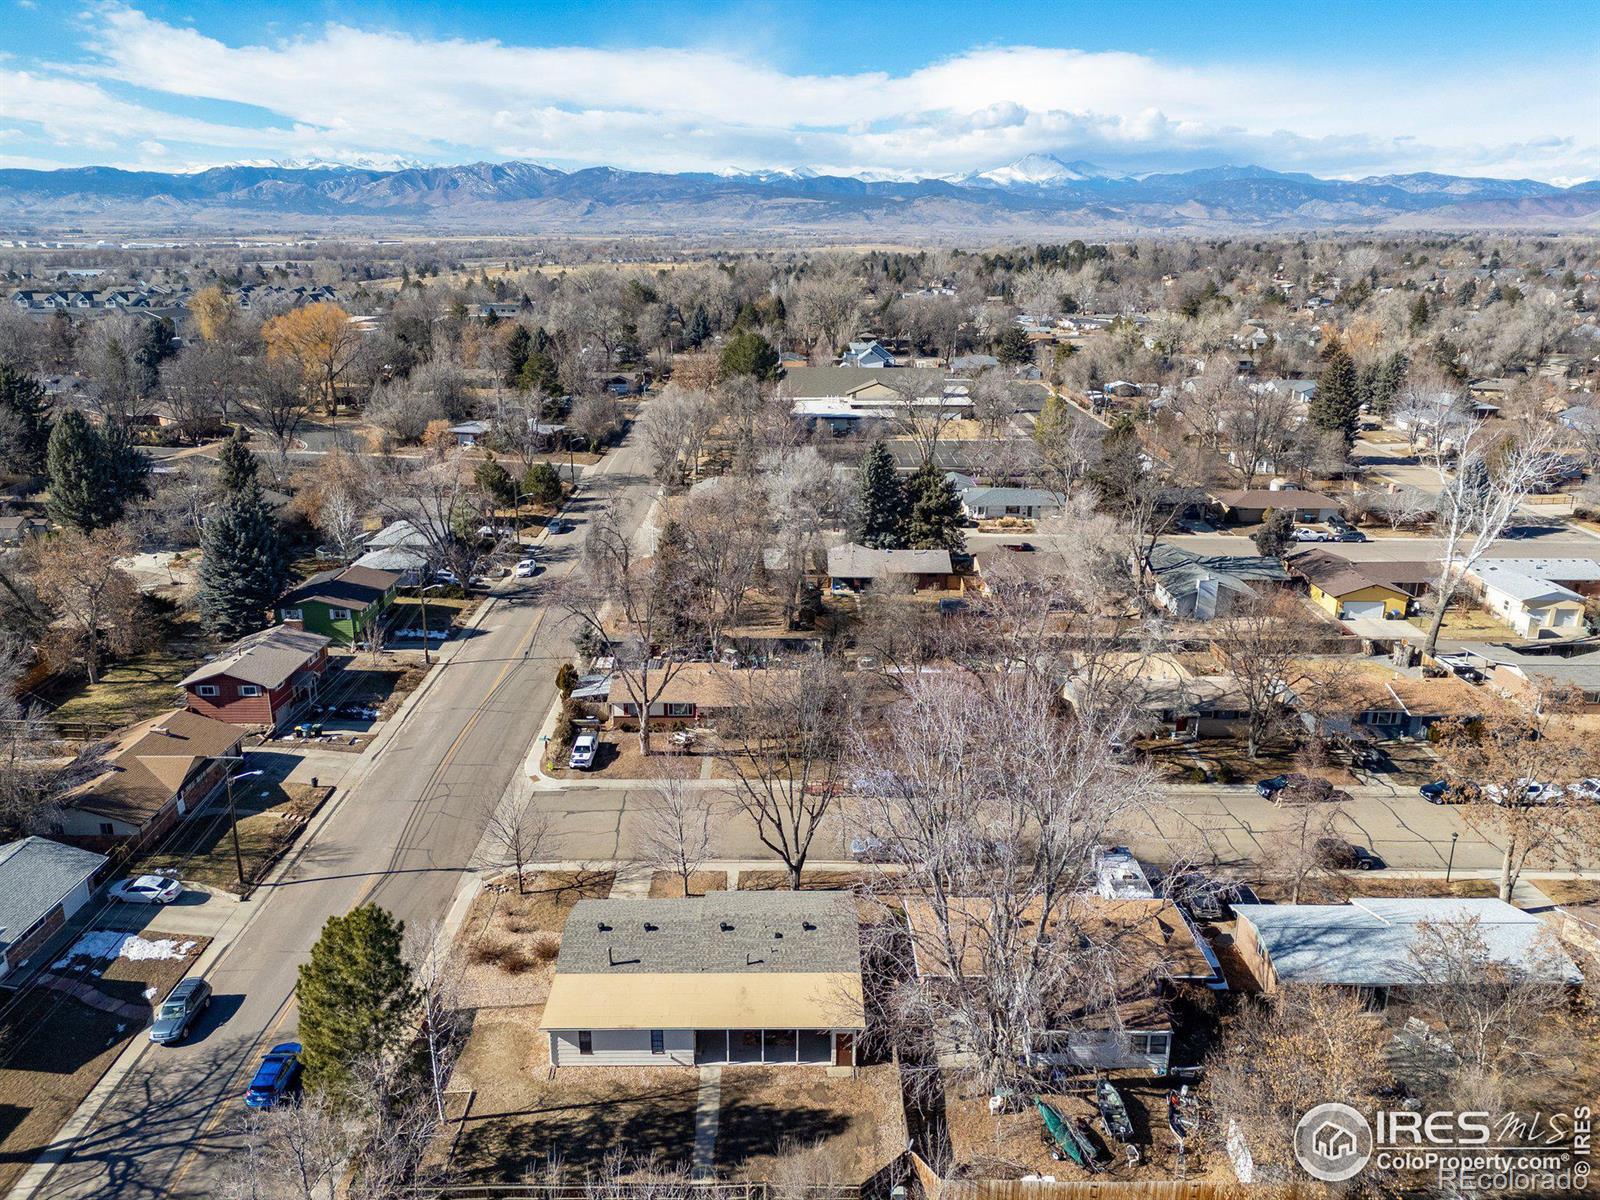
150 977 211 1044
109 875 183 904
245 1043 303 1109
569 733 599 770
1316 837 1386 870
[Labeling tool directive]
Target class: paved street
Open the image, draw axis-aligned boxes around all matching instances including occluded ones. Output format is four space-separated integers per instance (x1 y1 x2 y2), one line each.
21 433 657 1200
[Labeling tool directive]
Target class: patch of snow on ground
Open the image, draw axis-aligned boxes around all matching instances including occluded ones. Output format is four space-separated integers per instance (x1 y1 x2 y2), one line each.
52 931 198 968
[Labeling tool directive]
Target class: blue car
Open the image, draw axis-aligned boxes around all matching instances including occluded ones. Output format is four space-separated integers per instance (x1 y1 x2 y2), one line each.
245 1042 303 1109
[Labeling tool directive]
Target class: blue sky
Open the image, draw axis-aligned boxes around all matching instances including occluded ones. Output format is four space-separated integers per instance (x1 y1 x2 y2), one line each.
3 1 1597 181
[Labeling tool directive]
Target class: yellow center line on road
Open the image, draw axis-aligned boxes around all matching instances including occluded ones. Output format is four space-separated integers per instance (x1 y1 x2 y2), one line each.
163 592 556 1196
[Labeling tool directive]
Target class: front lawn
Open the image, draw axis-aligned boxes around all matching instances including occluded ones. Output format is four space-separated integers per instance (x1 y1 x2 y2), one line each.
45 614 207 730
138 782 333 894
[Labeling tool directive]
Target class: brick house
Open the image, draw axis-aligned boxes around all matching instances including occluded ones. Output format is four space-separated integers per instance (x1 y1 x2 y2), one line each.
56 710 245 849
180 626 331 731
0 837 108 981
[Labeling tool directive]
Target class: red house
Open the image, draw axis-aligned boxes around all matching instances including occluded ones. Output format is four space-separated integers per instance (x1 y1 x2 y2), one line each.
180 626 332 731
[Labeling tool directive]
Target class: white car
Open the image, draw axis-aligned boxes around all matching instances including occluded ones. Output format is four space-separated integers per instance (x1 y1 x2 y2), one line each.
1486 779 1561 806
109 875 184 904
569 733 599 770
515 557 538 578
1290 527 1331 542
1567 777 1600 802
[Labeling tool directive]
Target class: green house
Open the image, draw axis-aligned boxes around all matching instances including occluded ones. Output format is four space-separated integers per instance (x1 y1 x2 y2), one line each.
277 565 400 645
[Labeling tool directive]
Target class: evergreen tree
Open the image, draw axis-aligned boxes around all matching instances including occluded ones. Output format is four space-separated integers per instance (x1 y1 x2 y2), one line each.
686 305 711 348
518 349 561 395
102 420 151 517
0 362 52 476
1409 293 1430 332
504 324 532 387
718 331 781 381
995 325 1033 366
1252 508 1294 558
854 440 907 549
45 410 114 532
905 461 967 552
215 430 259 495
650 518 699 648
296 905 418 1095
1310 346 1361 443
521 461 563 506
474 456 516 509
199 433 285 642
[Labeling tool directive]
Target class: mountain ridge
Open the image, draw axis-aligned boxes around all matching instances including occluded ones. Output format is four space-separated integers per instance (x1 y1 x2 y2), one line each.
1 156 1595 235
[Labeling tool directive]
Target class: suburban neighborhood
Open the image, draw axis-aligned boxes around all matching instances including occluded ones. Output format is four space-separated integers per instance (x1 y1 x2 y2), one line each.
0 5 1597 1200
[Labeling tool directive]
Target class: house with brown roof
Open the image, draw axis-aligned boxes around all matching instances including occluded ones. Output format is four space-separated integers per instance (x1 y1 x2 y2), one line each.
1210 487 1341 525
56 710 244 847
903 895 1222 1073
1290 550 1414 620
181 626 331 731
827 543 957 592
604 664 799 729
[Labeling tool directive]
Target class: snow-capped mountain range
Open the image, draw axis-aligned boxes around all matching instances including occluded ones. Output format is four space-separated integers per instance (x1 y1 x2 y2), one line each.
1 152 1594 234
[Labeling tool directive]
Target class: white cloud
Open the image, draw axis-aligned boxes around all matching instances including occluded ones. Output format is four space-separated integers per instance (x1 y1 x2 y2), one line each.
7 4 1591 181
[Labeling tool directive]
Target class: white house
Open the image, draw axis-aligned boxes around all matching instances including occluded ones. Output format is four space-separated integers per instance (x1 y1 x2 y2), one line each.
1467 558 1596 639
541 892 865 1067
947 473 1066 521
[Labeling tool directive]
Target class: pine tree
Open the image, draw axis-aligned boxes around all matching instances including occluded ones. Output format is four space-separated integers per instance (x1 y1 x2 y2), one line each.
718 331 780 381
102 420 151 516
1310 346 1361 443
0 362 52 475
854 440 907 549
199 431 285 642
296 905 418 1095
504 324 531 387
521 461 562 506
905 461 967 552
995 325 1033 366
1252 508 1293 558
686 305 711 348
474 456 516 509
1409 293 1430 332
45 410 114 532
215 430 259 495
650 518 699 649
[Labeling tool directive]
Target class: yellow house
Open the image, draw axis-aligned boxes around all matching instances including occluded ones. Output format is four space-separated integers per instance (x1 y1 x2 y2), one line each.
1292 554 1410 621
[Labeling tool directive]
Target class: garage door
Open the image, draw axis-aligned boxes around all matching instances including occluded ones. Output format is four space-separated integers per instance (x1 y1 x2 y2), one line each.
1342 601 1387 620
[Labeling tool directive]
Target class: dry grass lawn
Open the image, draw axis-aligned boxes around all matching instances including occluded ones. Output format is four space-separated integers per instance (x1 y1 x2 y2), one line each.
715 1064 906 1183
457 870 614 1009
737 869 862 891
45 614 207 729
1249 874 1499 904
140 783 332 894
449 1007 700 1181
1537 879 1600 906
648 870 728 897
0 934 208 1193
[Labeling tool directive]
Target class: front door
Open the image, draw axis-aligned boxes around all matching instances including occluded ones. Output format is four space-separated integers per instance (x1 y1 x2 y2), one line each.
834 1033 853 1067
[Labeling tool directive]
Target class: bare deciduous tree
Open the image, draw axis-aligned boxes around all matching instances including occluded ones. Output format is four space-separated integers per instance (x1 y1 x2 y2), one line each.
635 773 714 897
25 526 142 685
479 798 556 896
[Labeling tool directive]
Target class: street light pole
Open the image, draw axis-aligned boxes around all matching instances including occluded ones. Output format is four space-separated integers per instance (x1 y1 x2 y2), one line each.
1446 831 1459 883
219 759 264 892
417 582 447 666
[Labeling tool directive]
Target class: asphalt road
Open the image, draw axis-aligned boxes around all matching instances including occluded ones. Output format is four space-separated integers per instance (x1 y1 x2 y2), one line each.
966 525 1600 561
28 431 657 1200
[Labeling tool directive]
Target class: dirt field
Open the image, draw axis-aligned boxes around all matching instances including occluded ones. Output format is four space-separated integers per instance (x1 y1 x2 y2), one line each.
0 932 209 1193
737 869 863 891
716 1063 906 1183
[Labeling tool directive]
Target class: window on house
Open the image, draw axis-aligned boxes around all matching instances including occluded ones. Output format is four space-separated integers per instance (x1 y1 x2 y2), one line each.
196 684 219 697
1364 710 1404 726
578 1031 593 1055
99 822 115 836
239 685 261 697
328 608 352 621
665 702 694 718
282 608 303 621
650 1030 665 1055
1129 1031 1171 1056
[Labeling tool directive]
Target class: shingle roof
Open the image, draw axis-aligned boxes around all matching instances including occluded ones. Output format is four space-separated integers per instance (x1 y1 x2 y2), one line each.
1214 487 1339 509
0 837 107 958
1288 549 1408 597
180 626 330 689
554 892 861 976
278 565 400 610
1151 544 1289 597
65 710 244 825
827 543 953 579
782 365 946 400
1235 897 1582 987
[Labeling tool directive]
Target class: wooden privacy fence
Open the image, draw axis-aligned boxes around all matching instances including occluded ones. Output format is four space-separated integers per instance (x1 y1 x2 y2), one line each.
912 1159 1250 1200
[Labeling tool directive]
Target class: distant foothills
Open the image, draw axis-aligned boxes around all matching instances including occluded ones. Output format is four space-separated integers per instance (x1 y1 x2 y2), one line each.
2 153 1597 236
